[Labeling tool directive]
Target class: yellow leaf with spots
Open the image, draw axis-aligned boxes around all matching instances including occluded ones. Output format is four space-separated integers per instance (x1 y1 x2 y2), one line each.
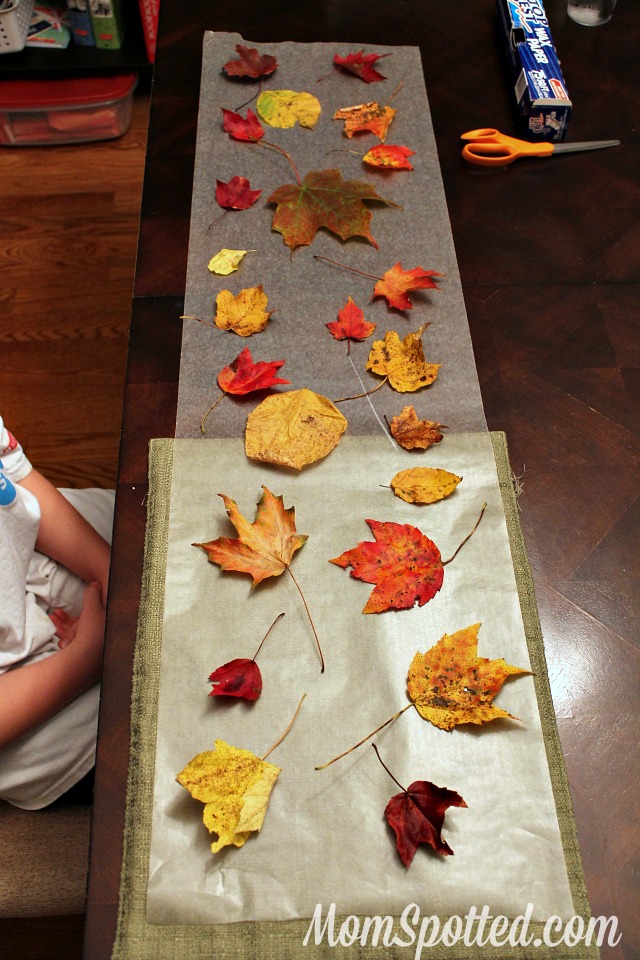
208 249 255 276
245 388 348 470
366 325 440 392
215 285 272 337
407 624 529 732
257 89 321 129
333 102 396 141
176 739 281 853
391 467 462 504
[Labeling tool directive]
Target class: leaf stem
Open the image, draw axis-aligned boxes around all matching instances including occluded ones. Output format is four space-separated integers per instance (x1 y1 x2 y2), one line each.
180 314 216 329
285 566 324 672
314 254 382 283
442 502 487 566
233 77 263 112
372 743 407 794
200 392 226 434
333 377 388 403
252 611 285 662
208 209 229 230
315 703 413 770
258 139 302 185
261 692 306 761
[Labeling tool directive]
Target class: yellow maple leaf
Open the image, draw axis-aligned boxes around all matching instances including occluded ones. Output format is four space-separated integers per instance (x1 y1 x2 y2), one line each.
177 739 281 854
407 624 529 731
245 388 348 470
389 405 446 450
390 467 462 504
366 325 440 392
257 89 321 129
333 102 397 141
214 285 272 337
207 248 254 276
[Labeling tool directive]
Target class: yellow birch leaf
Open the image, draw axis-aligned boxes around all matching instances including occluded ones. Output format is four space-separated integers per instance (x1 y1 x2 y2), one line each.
366 324 441 392
390 467 462 504
333 102 397 141
176 739 281 854
245 388 348 470
257 89 321 129
208 249 254 276
215 285 272 337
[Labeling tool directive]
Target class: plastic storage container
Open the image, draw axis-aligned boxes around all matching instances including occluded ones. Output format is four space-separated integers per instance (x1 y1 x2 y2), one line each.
0 0 35 54
0 72 137 145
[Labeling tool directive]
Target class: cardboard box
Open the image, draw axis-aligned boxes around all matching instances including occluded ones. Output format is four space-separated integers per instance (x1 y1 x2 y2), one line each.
496 0 571 142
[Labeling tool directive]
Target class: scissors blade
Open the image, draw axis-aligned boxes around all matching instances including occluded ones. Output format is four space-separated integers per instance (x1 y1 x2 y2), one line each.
553 139 620 154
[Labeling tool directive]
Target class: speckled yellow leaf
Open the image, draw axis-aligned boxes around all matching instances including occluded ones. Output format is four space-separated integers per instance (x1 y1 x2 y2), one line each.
407 624 529 732
366 324 440 392
208 249 254 276
391 467 462 504
176 739 280 854
245 388 348 470
257 89 321 129
333 102 396 141
215 285 272 337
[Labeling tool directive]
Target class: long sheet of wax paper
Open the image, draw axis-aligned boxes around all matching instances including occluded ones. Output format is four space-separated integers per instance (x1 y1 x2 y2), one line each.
175 33 487 437
143 435 575 925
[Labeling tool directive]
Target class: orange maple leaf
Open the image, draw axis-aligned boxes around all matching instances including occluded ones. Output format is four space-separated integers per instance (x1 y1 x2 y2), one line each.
374 263 444 311
333 102 397 142
363 144 415 170
326 297 376 353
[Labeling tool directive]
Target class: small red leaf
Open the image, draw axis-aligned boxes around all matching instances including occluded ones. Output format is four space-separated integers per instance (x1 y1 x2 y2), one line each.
333 50 389 83
217 347 290 396
215 176 262 211
208 658 263 700
326 297 376 354
221 107 265 142
363 144 415 170
223 44 278 80
385 780 467 866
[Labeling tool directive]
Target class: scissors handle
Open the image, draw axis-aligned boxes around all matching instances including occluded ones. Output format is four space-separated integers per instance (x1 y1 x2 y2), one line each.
461 128 554 166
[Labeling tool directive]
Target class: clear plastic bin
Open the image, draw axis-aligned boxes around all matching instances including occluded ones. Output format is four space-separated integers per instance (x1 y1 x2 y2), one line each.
0 72 137 145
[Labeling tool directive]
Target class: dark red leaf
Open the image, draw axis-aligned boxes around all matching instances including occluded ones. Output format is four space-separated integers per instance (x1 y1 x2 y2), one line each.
223 44 278 80
208 658 263 700
215 176 262 211
221 107 265 142
333 50 389 83
385 780 467 866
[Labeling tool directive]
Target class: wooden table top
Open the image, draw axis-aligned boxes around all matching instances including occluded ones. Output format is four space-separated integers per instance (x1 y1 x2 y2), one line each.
83 2 639 957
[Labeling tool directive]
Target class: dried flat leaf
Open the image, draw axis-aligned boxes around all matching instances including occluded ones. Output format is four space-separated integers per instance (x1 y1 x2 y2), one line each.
208 658 262 700
366 325 441 392
333 102 396 141
363 144 415 170
221 107 265 142
177 740 280 853
389 406 446 451
208 248 253 275
215 285 272 337
217 347 289 395
268 168 393 251
194 486 307 586
390 467 462 504
256 89 321 129
374 262 443 311
222 44 277 80
333 50 389 83
215 176 262 211
245 388 348 470
407 623 529 731
326 297 376 352
385 779 467 865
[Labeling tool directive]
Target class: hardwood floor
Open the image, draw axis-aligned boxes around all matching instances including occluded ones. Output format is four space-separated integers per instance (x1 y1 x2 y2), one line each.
0 92 149 960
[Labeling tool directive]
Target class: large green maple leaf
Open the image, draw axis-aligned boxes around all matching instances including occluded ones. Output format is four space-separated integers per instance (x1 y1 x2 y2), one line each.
267 168 394 251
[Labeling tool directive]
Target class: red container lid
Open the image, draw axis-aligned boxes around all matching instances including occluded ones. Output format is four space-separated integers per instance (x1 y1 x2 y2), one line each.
0 73 137 109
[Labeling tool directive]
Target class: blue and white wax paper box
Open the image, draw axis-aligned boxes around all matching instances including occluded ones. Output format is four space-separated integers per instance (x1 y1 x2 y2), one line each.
496 0 572 142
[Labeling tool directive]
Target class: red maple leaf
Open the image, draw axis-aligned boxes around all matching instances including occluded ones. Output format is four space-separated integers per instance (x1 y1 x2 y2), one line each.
374 263 444 311
333 50 389 83
209 658 262 700
326 297 376 353
385 780 468 865
221 107 265 142
217 347 289 395
215 175 262 211
223 44 278 80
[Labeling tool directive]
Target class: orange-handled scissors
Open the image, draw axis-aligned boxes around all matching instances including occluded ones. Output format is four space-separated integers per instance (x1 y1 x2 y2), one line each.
461 128 620 167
